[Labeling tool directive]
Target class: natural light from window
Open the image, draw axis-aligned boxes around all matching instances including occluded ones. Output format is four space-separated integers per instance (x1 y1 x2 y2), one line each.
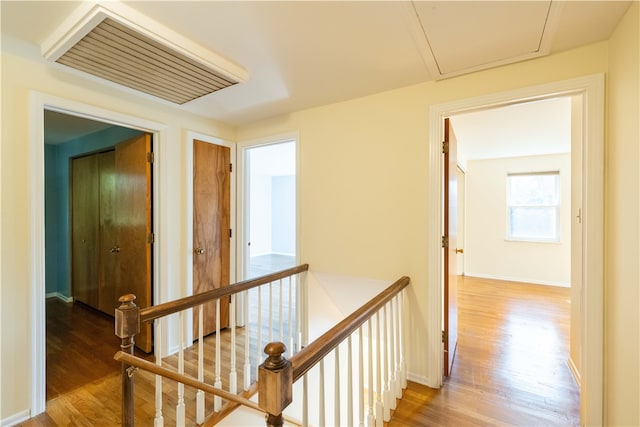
506 171 560 242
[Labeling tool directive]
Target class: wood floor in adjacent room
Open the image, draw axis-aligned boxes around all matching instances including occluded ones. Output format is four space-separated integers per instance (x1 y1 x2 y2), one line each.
389 276 580 427
23 276 579 426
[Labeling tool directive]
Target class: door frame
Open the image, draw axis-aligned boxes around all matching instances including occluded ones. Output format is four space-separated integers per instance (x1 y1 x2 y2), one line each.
29 92 166 414
236 131 301 282
426 74 604 425
185 131 236 345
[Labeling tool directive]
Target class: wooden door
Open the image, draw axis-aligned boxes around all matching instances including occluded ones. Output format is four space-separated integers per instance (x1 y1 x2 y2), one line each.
193 139 231 337
71 154 100 307
98 150 117 314
114 134 153 352
443 118 459 377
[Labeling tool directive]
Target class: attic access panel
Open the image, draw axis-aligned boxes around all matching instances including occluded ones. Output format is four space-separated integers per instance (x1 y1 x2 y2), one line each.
413 1 558 77
43 3 248 104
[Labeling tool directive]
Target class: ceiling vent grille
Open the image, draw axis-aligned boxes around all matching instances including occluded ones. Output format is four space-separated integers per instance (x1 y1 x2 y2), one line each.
42 4 248 104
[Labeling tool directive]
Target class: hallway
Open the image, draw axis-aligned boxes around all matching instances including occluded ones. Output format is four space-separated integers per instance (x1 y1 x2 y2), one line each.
389 276 580 426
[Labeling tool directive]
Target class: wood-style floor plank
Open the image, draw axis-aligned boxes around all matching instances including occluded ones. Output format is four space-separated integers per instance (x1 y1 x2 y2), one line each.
388 276 580 427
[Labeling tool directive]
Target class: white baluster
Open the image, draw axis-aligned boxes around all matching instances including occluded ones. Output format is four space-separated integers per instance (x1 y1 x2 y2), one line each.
303 373 309 427
269 281 273 342
335 346 341 426
296 275 303 351
347 336 353 427
279 279 284 343
288 276 294 352
256 287 262 381
154 318 164 427
196 307 205 423
230 293 237 394
358 326 365 427
319 359 325 427
382 305 391 422
400 290 407 389
367 319 374 427
176 311 186 426
214 299 222 411
394 295 402 399
375 312 383 427
388 300 397 411
243 289 251 391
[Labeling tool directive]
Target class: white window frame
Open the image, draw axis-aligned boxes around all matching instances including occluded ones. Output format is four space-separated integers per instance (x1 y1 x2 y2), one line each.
506 171 561 243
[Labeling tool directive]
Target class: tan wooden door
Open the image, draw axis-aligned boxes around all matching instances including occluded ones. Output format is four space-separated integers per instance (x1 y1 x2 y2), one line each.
193 139 230 337
443 117 459 377
71 154 100 308
114 134 153 352
98 150 117 314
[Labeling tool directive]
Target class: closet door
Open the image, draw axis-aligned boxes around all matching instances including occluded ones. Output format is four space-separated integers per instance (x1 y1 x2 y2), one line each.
114 134 153 352
98 150 117 314
193 139 231 337
71 154 100 307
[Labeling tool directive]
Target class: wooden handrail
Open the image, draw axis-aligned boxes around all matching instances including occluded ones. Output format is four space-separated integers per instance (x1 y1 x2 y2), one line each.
139 264 309 323
289 275 410 382
114 351 302 426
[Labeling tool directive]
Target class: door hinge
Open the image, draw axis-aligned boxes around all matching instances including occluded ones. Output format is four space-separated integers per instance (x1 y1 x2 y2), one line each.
442 330 446 343
442 141 449 154
147 152 154 163
229 229 232 238
442 236 449 248
147 232 155 244
230 163 233 173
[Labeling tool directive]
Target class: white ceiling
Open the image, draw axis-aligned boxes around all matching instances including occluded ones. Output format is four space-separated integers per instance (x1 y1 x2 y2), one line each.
1 1 631 128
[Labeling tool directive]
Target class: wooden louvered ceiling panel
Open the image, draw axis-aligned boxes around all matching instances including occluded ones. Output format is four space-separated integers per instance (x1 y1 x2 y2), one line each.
56 18 238 104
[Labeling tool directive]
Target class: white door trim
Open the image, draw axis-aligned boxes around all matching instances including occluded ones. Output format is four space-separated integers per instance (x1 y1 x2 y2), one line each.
29 92 167 415
426 74 604 425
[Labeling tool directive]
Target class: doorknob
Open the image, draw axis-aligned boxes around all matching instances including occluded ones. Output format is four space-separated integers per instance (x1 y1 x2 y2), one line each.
110 246 120 253
194 247 206 255
455 248 464 254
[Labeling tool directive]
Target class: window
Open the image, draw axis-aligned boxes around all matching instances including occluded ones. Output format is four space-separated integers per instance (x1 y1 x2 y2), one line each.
506 171 560 242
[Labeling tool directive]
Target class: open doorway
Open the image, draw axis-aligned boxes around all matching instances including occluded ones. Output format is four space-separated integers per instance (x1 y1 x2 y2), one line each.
440 96 580 422
30 95 165 415
428 74 604 424
241 139 297 279
44 110 154 400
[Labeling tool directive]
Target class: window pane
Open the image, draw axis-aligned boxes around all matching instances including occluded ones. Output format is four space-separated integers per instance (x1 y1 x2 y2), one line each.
508 174 558 205
509 206 557 239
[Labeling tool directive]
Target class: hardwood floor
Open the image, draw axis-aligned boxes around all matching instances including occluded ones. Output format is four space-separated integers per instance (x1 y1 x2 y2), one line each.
24 276 579 426
388 276 580 426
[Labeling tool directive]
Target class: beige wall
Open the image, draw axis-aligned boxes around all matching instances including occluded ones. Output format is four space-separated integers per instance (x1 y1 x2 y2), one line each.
0 50 235 419
2 5 639 425
237 42 608 383
465 153 571 286
605 2 640 425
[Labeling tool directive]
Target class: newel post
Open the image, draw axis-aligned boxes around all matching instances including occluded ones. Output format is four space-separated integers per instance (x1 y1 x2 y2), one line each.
258 342 292 427
115 294 140 427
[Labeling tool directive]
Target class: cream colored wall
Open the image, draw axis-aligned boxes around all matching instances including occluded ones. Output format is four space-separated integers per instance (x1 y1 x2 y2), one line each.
238 42 608 383
465 153 571 286
0 50 234 419
3 12 638 424
605 2 639 425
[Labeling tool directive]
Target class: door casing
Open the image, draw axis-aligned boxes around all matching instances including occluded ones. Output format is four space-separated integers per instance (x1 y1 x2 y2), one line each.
30 93 166 415
426 74 604 425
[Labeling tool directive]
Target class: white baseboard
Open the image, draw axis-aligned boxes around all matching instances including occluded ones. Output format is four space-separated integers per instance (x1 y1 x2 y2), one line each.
463 272 570 288
2 409 30 426
45 292 73 303
567 357 581 387
407 372 431 387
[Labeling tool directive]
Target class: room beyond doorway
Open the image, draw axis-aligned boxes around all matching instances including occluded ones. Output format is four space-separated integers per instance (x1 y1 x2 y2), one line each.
242 139 297 279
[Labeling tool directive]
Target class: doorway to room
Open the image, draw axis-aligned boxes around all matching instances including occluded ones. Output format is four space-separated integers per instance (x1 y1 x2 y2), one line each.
241 138 297 279
428 74 604 424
